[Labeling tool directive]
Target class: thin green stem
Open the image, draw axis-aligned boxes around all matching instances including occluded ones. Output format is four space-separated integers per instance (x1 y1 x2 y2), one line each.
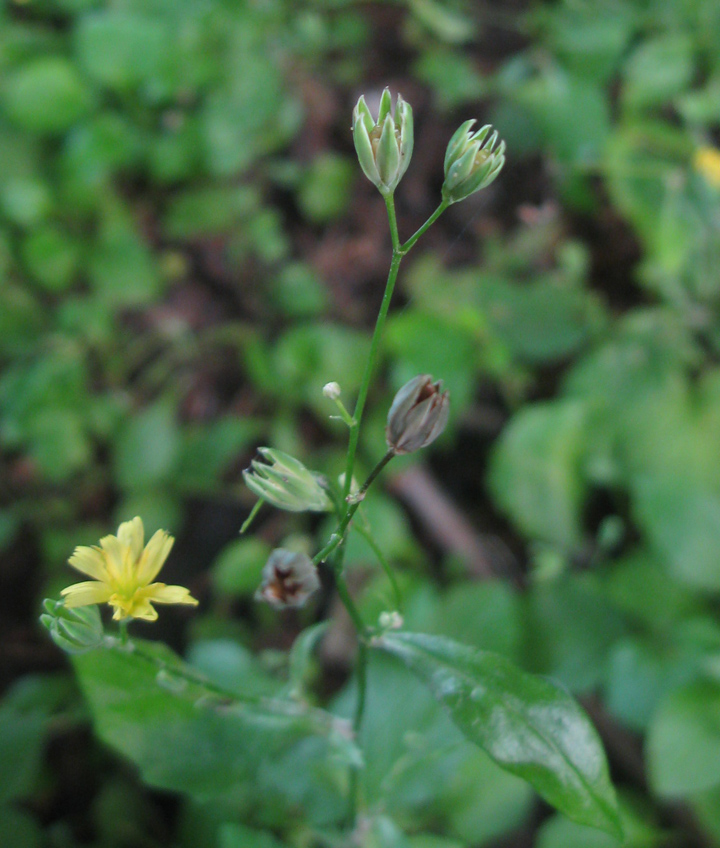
354 522 402 611
240 498 264 534
343 217 403 501
333 566 368 638
331 397 356 428
400 200 449 254
314 451 395 567
385 193 401 253
352 449 394 503
346 639 368 824
328 189 444 833
118 619 129 646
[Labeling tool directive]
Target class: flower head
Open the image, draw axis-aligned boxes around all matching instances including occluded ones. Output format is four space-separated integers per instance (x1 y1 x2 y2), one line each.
255 548 320 609
61 517 198 621
243 448 332 512
694 146 720 188
386 374 450 455
442 120 505 204
353 88 414 195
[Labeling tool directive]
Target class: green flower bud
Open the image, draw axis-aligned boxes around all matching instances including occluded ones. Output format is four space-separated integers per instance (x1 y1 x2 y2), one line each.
442 120 506 204
40 598 104 654
255 549 320 609
243 448 332 512
386 375 450 455
353 88 414 196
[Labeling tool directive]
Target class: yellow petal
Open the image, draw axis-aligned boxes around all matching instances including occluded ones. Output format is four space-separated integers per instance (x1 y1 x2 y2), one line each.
128 599 159 621
117 517 144 563
68 546 109 581
61 580 113 608
145 583 199 606
99 533 126 583
136 530 174 585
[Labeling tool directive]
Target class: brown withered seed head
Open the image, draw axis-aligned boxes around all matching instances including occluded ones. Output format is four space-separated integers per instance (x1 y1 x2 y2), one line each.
255 549 320 609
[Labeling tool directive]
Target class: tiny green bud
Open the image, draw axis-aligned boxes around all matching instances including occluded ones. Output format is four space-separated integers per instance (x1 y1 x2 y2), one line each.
378 610 403 631
255 549 320 609
353 88 414 196
244 448 332 512
323 381 341 399
40 599 104 654
442 120 505 204
386 375 450 455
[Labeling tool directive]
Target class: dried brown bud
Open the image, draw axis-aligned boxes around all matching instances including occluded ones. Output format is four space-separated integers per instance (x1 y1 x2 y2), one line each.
255 549 320 609
386 375 450 455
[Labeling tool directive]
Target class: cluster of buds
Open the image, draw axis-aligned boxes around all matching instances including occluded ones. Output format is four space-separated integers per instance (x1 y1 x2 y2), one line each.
255 549 320 609
244 448 332 513
442 120 506 204
386 375 450 455
353 88 414 196
40 599 104 654
353 88 505 204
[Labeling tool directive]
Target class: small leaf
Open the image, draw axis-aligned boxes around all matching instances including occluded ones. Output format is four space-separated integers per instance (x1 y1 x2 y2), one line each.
377 632 621 838
647 681 720 797
288 623 328 698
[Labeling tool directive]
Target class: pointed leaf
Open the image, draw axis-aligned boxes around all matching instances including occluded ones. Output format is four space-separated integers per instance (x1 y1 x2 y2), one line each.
377 632 621 838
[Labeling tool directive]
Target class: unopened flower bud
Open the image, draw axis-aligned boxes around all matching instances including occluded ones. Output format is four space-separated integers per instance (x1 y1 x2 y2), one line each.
386 375 450 455
378 610 403 631
244 448 332 513
323 381 341 399
255 549 320 609
40 598 104 654
442 121 505 204
353 88 414 196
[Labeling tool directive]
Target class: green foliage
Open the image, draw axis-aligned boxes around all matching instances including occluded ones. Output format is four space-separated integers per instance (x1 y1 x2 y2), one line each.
6 0 720 845
378 632 622 837
73 637 356 815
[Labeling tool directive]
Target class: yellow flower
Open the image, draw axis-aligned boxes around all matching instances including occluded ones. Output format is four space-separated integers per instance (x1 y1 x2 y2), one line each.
61 517 198 622
694 146 720 188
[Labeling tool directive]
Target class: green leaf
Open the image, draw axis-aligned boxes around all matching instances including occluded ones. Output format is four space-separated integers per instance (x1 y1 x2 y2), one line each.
21 224 81 293
648 681 720 797
633 475 720 591
75 11 169 93
211 538 271 598
0 682 48 804
73 639 356 803
88 207 161 305
378 632 621 837
220 823 289 848
535 813 621 848
333 652 532 841
622 34 695 110
297 153 354 224
488 400 587 549
0 806 42 848
113 399 180 490
288 623 328 698
3 57 93 134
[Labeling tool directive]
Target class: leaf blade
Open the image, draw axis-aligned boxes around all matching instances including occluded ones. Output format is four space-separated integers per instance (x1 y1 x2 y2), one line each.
377 632 621 838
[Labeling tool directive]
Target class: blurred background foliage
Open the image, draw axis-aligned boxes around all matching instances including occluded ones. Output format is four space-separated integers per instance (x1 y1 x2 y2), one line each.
3 0 720 845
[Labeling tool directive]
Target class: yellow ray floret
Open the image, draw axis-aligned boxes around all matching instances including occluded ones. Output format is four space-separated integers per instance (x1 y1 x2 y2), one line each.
61 517 198 621
694 146 720 188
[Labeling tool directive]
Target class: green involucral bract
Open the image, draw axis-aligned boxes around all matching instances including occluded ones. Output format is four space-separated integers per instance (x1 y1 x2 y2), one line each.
442 120 506 204
40 598 104 654
243 448 332 512
353 88 414 196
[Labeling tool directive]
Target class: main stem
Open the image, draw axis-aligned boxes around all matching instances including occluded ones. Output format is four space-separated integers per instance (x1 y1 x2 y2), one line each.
342 194 402 502
332 193 446 827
